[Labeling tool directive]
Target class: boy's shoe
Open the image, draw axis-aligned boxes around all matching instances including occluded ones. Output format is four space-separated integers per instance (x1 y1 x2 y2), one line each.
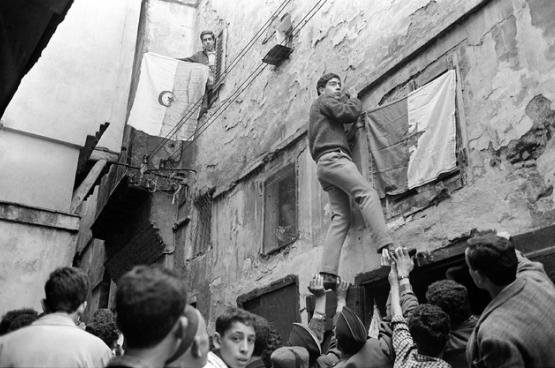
319 272 339 291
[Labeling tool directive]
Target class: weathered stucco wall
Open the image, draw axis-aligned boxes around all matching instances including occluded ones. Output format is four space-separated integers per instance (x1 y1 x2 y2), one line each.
177 0 555 325
0 203 79 317
0 130 79 211
1 0 140 153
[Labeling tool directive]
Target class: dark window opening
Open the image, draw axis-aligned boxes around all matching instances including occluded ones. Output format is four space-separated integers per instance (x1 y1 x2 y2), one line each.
263 164 298 254
192 192 213 257
238 276 300 342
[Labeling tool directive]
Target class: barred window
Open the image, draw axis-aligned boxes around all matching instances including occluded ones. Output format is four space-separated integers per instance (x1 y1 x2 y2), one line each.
263 164 298 254
192 192 213 256
215 29 227 86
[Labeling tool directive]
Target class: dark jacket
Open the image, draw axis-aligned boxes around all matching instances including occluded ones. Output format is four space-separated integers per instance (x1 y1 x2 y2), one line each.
308 94 361 161
179 50 209 66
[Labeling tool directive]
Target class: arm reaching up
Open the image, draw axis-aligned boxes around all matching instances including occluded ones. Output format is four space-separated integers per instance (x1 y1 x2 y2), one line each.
307 274 326 343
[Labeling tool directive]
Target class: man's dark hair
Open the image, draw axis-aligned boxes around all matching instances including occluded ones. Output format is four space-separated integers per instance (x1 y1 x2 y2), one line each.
86 309 120 348
408 304 450 357
316 73 340 95
0 308 38 335
8 313 38 333
44 267 89 313
200 30 215 42
466 234 518 286
426 280 471 325
215 307 255 336
115 265 187 349
261 328 283 368
252 314 270 356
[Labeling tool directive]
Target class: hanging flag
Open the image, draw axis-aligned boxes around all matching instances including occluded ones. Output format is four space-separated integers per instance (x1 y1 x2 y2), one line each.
127 52 209 141
365 70 457 198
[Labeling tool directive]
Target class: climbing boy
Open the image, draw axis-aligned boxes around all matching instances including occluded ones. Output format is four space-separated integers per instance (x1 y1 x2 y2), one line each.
308 73 395 289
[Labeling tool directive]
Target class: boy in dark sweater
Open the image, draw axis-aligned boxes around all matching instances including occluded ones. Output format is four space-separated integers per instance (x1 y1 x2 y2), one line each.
308 73 395 288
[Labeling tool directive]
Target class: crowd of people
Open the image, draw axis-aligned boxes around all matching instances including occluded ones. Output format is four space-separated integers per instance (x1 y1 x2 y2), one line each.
1 232 555 368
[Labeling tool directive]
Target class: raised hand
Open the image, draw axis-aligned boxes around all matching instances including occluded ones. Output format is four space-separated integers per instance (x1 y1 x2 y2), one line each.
308 274 326 297
391 247 414 278
336 279 350 303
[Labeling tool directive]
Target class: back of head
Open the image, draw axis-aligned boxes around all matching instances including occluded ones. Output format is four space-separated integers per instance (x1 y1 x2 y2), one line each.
316 73 340 95
252 314 270 357
261 328 283 368
115 265 187 349
408 304 450 357
426 280 471 325
215 307 255 336
44 267 89 313
166 305 210 368
335 307 367 355
466 234 518 286
0 308 38 335
86 308 119 348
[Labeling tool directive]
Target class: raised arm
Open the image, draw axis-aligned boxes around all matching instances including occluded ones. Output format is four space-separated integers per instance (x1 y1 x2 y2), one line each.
392 248 418 317
319 94 362 124
307 274 326 343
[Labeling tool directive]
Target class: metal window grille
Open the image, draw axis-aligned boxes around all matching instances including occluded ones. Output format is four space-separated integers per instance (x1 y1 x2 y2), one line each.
215 29 227 83
263 164 298 254
192 192 213 256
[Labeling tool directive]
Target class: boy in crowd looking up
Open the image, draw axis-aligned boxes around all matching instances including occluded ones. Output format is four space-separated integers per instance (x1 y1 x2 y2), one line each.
426 280 478 368
388 248 451 367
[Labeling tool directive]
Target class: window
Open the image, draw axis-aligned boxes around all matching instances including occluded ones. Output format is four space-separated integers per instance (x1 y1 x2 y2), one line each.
192 191 213 257
214 29 227 86
206 29 227 110
263 163 298 254
366 66 466 219
238 275 300 342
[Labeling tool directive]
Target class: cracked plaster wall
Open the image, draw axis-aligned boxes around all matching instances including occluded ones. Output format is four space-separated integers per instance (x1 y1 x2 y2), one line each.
179 0 555 325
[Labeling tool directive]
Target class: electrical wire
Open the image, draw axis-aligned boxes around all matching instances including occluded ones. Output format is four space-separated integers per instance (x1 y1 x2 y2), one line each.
146 0 292 162
163 0 329 162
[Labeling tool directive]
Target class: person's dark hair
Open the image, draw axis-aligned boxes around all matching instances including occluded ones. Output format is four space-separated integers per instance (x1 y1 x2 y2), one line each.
261 328 283 368
8 313 38 332
408 304 450 357
44 267 89 313
316 73 340 95
426 280 471 325
0 308 38 335
252 314 270 356
115 265 187 349
86 309 120 348
200 30 215 42
215 307 255 336
466 234 518 286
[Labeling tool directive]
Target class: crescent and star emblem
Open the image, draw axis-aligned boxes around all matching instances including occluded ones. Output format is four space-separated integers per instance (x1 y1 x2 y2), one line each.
158 91 175 107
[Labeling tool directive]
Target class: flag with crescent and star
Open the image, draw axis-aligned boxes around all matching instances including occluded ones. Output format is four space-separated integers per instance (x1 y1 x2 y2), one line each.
127 52 209 140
